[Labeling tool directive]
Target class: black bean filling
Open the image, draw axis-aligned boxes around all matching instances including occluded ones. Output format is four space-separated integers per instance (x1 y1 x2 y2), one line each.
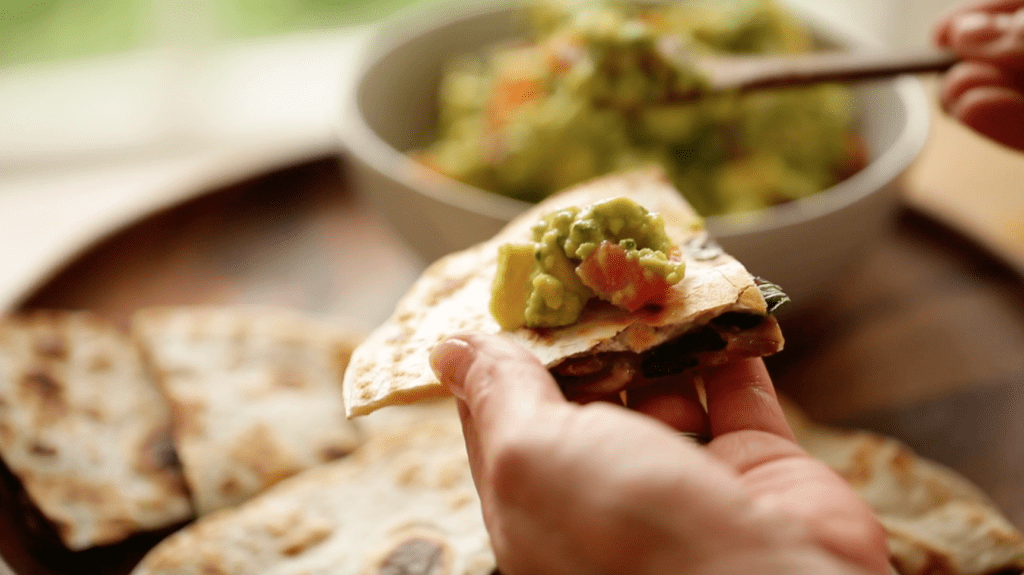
711 311 766 330
552 313 768 390
639 326 727 378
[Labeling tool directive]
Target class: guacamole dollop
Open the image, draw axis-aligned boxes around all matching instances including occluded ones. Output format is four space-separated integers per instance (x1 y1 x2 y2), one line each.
416 0 862 216
491 197 685 330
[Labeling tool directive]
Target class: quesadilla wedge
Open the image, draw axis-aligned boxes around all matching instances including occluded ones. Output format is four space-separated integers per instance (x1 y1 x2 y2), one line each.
0 311 193 551
130 400 495 575
782 397 1024 575
132 306 364 515
344 168 785 417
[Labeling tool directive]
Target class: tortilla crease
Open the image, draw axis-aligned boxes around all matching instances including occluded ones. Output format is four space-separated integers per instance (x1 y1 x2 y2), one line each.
782 398 1024 575
344 168 782 417
132 306 364 516
0 311 193 551
130 400 495 575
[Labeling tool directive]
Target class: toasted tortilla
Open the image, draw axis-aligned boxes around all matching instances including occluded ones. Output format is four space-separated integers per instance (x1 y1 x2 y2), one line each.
132 307 364 515
130 399 495 575
0 311 193 551
344 168 784 417
130 394 1024 575
782 398 1024 575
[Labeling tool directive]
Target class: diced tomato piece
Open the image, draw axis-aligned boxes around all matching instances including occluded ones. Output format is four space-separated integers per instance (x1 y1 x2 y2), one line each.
576 241 671 312
487 77 543 129
836 133 869 180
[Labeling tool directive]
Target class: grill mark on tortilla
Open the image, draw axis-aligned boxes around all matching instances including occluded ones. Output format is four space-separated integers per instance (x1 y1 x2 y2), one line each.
87 353 113 372
230 424 303 489
168 398 206 440
892 446 915 483
845 438 881 487
28 442 57 457
320 444 353 461
395 459 425 487
218 476 243 499
279 518 333 556
379 536 451 575
0 420 13 446
32 333 67 360
425 274 474 307
136 426 182 476
20 370 67 426
386 325 417 347
270 364 309 390
83 406 104 420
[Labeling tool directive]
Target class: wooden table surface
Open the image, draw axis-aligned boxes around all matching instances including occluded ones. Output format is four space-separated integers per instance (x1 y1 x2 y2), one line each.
4 156 1023 574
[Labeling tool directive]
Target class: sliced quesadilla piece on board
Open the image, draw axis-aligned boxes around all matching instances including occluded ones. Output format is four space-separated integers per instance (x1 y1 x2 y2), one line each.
0 311 193 551
344 167 784 417
132 306 364 516
782 398 1024 575
130 399 495 575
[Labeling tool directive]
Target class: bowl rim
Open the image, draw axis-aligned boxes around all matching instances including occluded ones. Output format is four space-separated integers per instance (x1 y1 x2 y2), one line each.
339 0 931 236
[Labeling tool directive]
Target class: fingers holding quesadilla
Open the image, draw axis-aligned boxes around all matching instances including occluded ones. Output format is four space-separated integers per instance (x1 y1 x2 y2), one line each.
700 358 795 441
430 331 888 575
623 375 710 437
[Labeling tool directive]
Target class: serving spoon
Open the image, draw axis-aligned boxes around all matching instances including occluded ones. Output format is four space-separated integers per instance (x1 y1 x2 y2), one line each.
692 47 958 95
600 47 959 106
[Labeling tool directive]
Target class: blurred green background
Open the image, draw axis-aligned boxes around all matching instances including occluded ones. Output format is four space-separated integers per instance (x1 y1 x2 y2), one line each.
0 0 425 67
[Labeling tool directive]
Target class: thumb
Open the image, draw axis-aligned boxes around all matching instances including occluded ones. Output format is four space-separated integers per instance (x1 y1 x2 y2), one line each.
429 333 566 447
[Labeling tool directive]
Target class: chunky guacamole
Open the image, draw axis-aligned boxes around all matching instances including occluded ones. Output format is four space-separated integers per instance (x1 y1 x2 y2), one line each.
491 197 685 330
415 0 864 216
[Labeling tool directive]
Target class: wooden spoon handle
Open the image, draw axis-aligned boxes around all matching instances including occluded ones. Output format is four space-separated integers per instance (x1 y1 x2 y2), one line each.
701 48 959 93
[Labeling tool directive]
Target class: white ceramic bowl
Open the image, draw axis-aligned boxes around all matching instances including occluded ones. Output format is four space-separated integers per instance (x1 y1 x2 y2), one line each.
339 0 931 311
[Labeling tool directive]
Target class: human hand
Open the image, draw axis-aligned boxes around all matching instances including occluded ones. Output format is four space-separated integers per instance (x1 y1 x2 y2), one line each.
934 0 1024 150
429 334 890 575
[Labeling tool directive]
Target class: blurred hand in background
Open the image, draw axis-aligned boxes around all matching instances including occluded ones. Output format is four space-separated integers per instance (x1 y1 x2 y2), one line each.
934 0 1024 150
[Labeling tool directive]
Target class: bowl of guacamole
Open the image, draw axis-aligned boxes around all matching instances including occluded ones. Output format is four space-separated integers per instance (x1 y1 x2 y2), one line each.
340 0 930 309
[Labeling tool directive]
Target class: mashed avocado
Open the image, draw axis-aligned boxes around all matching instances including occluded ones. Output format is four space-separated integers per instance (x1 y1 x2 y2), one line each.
491 197 685 330
417 0 861 216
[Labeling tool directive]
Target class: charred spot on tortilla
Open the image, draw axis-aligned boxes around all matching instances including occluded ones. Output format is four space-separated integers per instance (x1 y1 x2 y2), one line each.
377 535 451 575
138 425 182 474
32 332 67 360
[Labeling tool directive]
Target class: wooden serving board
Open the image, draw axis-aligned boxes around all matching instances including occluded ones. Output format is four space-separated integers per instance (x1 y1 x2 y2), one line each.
1 157 1022 573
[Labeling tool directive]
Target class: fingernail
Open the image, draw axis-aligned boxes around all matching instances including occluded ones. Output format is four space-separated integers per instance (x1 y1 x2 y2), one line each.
952 12 1003 44
429 337 474 399
1011 9 1024 39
